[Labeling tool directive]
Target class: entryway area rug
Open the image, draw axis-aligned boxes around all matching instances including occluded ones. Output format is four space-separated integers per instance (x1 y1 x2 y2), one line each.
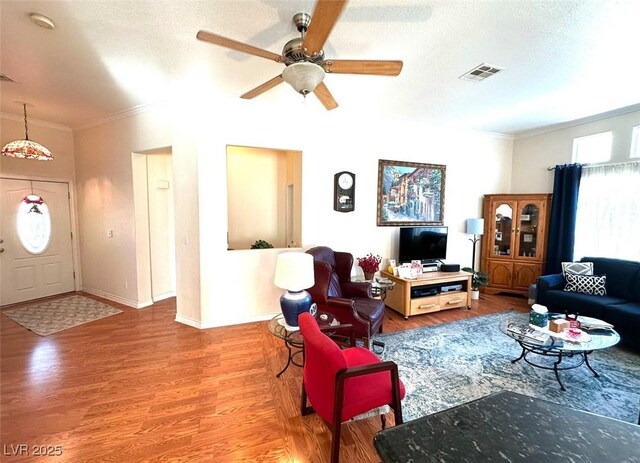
378 311 640 423
2 295 122 336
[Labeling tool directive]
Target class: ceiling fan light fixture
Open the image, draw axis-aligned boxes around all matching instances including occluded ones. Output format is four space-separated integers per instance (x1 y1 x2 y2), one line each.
1 104 53 161
282 62 325 95
29 13 55 30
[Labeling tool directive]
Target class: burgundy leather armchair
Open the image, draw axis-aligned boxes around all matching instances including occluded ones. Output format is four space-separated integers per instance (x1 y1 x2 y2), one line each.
306 246 385 348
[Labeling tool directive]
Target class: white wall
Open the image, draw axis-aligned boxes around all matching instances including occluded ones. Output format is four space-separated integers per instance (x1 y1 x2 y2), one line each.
193 95 514 327
73 106 175 308
512 109 640 193
147 153 176 300
13 98 638 329
227 146 282 248
131 153 153 306
69 93 513 329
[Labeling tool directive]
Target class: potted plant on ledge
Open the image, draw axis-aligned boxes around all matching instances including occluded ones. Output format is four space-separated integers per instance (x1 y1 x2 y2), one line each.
357 253 382 281
461 267 489 300
250 239 274 249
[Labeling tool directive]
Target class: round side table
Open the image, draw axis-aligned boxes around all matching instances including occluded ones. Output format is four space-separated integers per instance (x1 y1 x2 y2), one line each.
267 312 338 378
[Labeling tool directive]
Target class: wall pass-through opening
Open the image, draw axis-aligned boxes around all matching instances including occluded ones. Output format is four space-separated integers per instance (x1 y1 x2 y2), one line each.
226 145 302 250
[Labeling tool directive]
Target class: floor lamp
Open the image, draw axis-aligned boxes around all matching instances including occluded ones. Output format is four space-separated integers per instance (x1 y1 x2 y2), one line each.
466 218 484 273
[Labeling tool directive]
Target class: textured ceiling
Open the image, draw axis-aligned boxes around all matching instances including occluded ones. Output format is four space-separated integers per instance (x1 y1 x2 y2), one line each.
2 0 640 134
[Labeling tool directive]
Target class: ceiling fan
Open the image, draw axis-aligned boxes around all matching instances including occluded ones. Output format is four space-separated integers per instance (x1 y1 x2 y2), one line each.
196 0 403 110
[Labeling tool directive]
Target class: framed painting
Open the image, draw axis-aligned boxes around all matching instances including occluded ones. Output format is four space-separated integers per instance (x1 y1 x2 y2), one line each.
377 159 446 226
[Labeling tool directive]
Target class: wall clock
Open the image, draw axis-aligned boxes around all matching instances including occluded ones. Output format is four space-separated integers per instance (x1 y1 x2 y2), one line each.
333 171 355 212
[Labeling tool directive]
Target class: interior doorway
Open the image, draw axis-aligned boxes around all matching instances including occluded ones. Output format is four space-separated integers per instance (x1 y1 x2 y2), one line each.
132 148 176 304
0 178 75 306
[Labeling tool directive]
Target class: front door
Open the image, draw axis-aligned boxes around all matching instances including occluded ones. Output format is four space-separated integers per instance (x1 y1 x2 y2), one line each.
0 178 75 306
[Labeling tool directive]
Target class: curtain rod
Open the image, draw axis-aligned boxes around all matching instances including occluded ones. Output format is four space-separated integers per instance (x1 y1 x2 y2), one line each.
547 160 640 171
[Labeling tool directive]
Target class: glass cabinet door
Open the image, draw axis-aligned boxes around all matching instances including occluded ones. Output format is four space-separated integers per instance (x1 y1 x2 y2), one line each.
493 203 513 257
517 203 540 259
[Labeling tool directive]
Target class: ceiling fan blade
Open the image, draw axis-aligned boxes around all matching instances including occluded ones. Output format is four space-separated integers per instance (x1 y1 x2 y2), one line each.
303 0 348 56
240 75 284 99
197 30 281 62
323 60 403 76
314 82 338 110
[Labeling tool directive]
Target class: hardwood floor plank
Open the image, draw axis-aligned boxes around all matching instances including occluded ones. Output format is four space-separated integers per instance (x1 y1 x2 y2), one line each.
1 290 529 462
83 394 156 418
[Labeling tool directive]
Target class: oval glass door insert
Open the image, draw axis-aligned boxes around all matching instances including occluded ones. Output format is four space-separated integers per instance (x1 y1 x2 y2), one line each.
17 195 52 254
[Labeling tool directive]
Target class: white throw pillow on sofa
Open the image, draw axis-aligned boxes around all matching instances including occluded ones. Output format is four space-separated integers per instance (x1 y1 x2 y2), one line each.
561 261 594 277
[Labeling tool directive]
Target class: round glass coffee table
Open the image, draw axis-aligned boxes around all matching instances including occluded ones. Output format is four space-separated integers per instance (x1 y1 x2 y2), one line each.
500 313 620 391
268 311 339 378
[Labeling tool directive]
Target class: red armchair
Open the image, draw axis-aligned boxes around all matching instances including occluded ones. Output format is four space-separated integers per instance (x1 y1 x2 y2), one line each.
298 312 405 463
306 246 385 348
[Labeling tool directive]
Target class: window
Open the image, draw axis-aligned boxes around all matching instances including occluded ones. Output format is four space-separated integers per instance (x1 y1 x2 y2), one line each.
573 162 640 261
631 125 640 158
572 131 612 164
17 195 52 254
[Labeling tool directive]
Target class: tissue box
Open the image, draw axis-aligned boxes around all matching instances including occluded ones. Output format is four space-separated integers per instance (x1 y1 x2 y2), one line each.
529 312 547 327
550 319 569 333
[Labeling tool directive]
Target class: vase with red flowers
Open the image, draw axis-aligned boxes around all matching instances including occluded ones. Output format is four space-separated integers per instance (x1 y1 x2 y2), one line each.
357 253 382 281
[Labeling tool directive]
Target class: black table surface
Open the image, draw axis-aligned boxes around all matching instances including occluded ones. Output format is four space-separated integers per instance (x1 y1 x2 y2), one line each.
374 390 640 463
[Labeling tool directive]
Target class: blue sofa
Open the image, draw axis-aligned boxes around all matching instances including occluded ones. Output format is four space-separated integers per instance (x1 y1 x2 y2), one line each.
536 257 640 351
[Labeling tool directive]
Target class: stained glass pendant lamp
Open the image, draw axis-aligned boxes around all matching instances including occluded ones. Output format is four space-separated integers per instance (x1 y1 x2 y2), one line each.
1 103 53 161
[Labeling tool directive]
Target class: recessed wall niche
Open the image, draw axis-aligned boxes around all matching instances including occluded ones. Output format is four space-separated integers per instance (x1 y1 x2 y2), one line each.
226 145 302 250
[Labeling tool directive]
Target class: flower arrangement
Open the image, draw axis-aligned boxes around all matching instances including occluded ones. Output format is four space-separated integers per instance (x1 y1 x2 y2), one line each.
357 253 382 274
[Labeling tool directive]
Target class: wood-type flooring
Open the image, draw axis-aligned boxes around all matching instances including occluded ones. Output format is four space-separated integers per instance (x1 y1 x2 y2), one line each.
1 291 529 462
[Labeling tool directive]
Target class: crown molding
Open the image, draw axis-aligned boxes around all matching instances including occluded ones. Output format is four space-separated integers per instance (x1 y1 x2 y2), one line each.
71 100 168 131
514 103 640 140
389 113 515 141
0 112 72 131
476 130 515 141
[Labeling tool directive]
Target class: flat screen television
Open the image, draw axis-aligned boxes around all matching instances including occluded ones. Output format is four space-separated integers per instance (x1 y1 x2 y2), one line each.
398 226 448 263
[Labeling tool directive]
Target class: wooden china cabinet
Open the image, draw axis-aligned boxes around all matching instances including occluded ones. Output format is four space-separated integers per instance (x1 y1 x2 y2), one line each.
480 193 552 296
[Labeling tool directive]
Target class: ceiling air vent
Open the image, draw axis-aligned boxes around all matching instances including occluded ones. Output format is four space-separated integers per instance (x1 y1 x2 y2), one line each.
459 63 504 82
0 74 16 83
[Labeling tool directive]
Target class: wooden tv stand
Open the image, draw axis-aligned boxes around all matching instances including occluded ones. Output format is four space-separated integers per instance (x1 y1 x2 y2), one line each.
380 271 472 319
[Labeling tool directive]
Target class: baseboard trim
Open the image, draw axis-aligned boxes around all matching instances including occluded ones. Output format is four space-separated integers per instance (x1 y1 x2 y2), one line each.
174 314 203 329
201 312 279 329
175 312 280 330
82 287 153 309
153 291 176 302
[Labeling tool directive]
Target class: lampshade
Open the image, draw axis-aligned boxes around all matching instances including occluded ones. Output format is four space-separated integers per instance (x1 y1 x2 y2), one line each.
274 252 315 291
1 139 53 160
282 62 325 95
466 218 484 235
1 104 53 161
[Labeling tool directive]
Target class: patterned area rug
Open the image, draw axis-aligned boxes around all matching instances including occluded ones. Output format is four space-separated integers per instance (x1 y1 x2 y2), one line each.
2 295 122 336
378 311 640 423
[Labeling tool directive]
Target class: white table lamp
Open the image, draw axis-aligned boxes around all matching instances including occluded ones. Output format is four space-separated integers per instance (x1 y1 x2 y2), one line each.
274 252 315 327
